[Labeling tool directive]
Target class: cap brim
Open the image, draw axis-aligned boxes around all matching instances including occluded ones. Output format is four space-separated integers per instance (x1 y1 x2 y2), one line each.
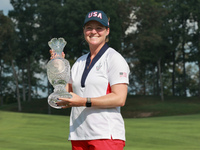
84 18 108 27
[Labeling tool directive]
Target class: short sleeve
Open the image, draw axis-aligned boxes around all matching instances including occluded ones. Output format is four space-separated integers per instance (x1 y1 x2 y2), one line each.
107 51 130 86
68 74 73 84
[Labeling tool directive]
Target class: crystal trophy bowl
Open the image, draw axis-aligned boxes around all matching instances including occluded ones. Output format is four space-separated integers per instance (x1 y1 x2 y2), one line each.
47 38 72 109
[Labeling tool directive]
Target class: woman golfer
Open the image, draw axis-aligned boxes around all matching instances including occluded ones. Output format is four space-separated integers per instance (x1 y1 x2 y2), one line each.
50 10 130 150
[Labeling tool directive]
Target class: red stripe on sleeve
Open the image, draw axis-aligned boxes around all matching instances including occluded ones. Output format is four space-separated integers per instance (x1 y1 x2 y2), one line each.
106 83 111 94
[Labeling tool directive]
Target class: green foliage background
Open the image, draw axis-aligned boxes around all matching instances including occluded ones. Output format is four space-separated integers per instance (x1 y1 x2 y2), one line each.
1 0 200 109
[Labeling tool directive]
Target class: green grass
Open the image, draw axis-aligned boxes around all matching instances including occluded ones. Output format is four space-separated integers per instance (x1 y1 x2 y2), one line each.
1 95 200 149
125 115 200 150
0 111 71 150
1 111 200 150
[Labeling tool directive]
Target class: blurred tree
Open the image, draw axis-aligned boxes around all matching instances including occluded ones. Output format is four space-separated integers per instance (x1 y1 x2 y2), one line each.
3 0 199 107
0 12 22 111
9 0 42 102
125 0 170 101
188 0 200 97
170 0 190 97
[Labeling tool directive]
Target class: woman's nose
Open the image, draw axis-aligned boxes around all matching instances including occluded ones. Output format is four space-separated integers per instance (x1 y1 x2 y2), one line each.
91 28 97 34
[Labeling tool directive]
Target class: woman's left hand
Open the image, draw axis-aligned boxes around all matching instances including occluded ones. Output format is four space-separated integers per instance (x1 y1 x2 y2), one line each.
56 92 86 109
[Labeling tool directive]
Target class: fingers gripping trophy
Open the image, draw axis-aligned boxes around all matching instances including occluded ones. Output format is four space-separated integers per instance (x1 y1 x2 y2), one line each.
47 38 72 109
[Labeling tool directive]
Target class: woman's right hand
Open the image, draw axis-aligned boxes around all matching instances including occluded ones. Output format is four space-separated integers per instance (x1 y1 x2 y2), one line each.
49 49 65 60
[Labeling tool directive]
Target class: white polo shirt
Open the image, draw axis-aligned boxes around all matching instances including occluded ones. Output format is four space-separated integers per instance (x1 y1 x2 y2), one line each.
68 43 130 141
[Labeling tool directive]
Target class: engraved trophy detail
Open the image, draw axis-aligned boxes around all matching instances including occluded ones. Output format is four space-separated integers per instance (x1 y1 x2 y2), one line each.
47 38 72 109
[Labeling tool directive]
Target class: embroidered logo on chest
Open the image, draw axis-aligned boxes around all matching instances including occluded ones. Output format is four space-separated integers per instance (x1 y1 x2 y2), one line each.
96 62 102 71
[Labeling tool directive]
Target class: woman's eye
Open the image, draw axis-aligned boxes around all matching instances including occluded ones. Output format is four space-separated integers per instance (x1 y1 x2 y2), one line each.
85 26 92 30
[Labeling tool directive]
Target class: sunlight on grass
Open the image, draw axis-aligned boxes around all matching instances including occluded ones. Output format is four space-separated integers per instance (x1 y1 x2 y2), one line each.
125 115 200 150
0 111 71 150
0 111 200 150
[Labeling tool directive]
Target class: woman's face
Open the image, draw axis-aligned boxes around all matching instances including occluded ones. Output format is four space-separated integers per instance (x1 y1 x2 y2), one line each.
83 21 109 47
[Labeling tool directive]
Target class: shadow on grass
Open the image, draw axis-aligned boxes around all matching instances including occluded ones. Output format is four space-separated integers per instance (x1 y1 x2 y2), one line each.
1 95 200 118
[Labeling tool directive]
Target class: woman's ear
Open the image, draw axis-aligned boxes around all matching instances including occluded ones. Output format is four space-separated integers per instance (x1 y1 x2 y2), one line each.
106 28 110 36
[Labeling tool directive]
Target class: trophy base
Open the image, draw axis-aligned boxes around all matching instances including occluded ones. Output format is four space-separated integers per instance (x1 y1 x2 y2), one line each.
48 91 72 109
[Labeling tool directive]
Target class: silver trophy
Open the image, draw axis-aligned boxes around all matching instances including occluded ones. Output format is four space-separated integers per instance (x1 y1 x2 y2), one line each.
47 38 72 109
